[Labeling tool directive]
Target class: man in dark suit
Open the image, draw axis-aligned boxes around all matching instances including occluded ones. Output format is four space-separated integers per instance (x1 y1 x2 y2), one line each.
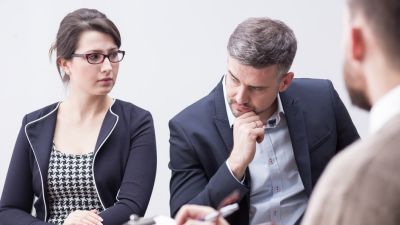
169 17 359 225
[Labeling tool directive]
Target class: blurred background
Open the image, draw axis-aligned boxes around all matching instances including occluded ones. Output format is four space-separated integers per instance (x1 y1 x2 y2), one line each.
0 0 368 218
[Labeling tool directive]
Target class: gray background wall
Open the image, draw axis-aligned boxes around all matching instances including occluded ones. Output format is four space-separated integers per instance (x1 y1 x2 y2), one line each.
0 0 368 218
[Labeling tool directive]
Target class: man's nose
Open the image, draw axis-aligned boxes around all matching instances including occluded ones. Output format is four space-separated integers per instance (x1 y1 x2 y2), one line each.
235 86 249 104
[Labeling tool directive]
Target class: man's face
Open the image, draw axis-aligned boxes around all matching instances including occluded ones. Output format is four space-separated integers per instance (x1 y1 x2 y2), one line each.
226 56 291 121
342 9 372 110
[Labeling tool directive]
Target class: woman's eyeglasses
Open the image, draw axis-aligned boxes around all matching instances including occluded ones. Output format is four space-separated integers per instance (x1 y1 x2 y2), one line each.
71 50 125 64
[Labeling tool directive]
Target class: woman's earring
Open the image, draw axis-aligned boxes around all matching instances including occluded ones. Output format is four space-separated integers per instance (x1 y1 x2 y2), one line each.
60 70 66 79
60 69 70 80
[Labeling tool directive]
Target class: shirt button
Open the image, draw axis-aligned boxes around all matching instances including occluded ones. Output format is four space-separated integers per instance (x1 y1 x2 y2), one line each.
268 119 276 127
268 158 274 165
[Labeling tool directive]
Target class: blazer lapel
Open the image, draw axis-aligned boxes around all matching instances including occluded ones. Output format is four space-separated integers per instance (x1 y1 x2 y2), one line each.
280 92 313 196
212 81 234 154
94 101 119 153
25 103 60 189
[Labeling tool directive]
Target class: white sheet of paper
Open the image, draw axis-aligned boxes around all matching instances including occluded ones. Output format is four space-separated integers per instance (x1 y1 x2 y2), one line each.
153 215 176 225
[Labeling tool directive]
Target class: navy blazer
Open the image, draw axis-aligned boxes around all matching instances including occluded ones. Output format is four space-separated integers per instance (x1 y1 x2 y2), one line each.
0 99 157 225
169 78 359 225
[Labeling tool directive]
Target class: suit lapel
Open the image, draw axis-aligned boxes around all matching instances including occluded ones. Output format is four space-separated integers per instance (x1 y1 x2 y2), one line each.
212 79 251 218
212 81 234 154
280 92 313 196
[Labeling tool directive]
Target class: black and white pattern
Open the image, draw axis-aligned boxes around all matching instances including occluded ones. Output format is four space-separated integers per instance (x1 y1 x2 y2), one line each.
47 145 103 224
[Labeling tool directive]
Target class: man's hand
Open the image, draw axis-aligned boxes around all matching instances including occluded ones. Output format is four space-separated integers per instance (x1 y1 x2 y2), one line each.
227 111 265 181
175 205 229 225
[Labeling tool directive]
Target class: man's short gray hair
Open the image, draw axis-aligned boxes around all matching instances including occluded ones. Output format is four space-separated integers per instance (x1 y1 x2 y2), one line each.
227 17 297 75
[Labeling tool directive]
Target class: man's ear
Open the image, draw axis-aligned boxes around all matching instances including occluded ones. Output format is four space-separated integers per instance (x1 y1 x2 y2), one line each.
278 72 294 92
351 27 365 61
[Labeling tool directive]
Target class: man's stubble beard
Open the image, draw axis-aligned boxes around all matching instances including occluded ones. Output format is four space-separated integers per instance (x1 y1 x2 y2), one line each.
343 60 372 111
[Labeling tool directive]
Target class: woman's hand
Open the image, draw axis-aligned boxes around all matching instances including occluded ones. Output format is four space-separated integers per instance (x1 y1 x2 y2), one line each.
63 209 103 225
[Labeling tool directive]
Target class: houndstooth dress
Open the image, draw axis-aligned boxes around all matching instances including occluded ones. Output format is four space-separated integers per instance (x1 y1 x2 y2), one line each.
47 145 103 224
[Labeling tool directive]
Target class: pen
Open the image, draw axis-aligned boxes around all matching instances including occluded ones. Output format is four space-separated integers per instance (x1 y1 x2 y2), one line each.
202 203 239 221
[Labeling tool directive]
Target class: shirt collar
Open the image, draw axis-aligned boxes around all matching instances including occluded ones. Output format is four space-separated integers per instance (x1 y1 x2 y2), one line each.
369 84 400 134
222 75 285 128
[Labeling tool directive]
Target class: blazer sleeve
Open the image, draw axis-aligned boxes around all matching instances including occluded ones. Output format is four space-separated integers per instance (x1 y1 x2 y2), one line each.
328 82 360 151
169 119 249 217
99 111 157 225
0 116 53 225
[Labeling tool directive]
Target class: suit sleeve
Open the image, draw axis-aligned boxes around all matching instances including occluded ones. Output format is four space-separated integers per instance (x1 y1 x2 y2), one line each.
169 119 249 217
328 82 360 151
99 112 157 225
0 116 54 225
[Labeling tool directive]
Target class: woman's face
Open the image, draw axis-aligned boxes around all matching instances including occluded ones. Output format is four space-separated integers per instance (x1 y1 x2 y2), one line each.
61 30 120 96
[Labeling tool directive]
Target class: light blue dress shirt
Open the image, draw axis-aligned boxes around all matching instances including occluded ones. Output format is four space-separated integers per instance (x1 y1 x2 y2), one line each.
223 76 308 225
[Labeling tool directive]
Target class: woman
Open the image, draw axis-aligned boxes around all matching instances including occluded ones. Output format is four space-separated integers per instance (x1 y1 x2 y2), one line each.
0 8 157 225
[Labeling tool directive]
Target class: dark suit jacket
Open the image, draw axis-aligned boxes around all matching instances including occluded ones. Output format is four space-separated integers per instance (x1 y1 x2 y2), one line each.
169 78 359 225
0 99 157 225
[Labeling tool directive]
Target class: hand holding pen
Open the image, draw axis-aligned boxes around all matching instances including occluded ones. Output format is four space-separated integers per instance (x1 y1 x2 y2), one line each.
175 205 230 225
175 190 240 225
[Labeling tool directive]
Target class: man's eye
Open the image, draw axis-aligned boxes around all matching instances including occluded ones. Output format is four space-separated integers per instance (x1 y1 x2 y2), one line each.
250 86 265 92
230 76 239 83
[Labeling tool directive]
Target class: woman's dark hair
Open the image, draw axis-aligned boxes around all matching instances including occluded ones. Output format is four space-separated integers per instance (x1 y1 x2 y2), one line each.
49 8 121 82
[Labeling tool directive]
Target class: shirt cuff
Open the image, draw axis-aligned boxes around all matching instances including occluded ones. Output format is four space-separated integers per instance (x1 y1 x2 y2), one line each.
225 161 246 184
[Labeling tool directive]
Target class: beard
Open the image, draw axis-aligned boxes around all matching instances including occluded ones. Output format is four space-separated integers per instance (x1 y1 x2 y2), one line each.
228 98 277 120
343 60 372 111
228 100 255 117
346 86 372 111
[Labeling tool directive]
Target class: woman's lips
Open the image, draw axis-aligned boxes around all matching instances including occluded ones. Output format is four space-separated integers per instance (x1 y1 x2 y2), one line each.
98 78 113 85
